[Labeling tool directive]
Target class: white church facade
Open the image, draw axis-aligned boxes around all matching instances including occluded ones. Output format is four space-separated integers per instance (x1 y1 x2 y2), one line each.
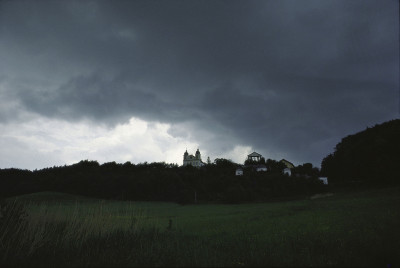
183 149 205 167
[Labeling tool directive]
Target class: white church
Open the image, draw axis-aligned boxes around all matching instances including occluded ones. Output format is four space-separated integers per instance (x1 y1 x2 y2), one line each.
183 149 205 167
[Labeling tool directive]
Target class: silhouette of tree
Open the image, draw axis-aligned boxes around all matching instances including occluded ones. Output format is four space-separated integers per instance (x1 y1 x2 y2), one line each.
321 119 400 185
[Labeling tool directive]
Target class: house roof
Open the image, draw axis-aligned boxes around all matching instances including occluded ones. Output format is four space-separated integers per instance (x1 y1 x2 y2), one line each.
248 152 262 157
280 159 295 168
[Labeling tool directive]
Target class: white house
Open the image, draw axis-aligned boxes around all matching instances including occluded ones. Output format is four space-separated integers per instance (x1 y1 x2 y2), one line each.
183 149 205 167
235 167 243 176
256 165 267 172
283 167 291 176
281 159 294 176
318 177 328 185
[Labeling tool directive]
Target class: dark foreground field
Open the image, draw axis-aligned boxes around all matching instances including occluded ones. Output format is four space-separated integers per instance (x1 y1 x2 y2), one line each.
1 187 399 267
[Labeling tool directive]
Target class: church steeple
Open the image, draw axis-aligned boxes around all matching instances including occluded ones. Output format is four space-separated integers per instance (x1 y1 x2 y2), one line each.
195 148 201 160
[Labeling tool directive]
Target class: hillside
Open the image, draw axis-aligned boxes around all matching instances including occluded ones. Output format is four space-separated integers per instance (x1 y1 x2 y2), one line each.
321 119 400 184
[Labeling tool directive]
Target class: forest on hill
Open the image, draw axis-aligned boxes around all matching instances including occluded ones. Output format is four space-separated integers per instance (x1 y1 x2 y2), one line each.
0 159 323 204
321 119 400 184
2 119 399 204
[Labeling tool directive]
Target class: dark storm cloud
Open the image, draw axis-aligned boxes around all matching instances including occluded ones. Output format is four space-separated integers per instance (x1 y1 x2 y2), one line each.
0 0 398 166
16 72 204 124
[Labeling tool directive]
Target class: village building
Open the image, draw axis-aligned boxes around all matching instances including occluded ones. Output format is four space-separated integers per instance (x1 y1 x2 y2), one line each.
283 167 292 176
235 151 267 175
256 165 267 172
235 167 243 176
280 159 294 176
280 159 295 169
247 152 267 171
247 152 263 162
318 177 328 185
183 149 205 167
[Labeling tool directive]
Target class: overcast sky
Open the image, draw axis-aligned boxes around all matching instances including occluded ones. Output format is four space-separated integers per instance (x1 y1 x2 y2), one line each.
0 0 398 170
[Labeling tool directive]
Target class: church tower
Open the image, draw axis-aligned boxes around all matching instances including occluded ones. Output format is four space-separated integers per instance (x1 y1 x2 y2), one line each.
195 148 201 160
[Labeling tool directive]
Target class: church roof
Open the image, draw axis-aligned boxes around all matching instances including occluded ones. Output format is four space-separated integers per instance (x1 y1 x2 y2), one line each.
248 152 262 157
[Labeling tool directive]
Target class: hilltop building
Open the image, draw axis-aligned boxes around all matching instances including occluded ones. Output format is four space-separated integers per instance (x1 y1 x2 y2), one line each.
183 149 205 167
280 159 295 176
283 168 291 176
247 152 267 172
247 152 263 162
318 177 328 185
255 165 267 172
236 153 296 176
235 167 243 176
236 151 267 175
280 159 295 169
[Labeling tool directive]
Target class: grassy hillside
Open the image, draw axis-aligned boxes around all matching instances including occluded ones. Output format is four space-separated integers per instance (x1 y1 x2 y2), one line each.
1 187 399 266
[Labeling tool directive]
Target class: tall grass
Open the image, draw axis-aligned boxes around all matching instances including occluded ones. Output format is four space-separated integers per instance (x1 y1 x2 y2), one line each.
1 200 149 266
1 187 399 266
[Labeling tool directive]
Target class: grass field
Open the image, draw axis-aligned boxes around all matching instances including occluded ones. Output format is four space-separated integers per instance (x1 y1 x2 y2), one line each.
1 187 399 266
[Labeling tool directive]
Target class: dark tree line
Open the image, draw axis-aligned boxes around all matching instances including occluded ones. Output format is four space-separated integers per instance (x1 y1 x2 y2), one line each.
321 119 400 185
0 159 325 204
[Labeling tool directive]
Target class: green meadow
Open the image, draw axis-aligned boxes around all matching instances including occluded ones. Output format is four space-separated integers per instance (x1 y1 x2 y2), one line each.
1 187 399 267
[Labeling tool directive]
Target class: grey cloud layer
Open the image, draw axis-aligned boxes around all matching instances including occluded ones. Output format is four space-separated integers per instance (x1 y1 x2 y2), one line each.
0 0 398 166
